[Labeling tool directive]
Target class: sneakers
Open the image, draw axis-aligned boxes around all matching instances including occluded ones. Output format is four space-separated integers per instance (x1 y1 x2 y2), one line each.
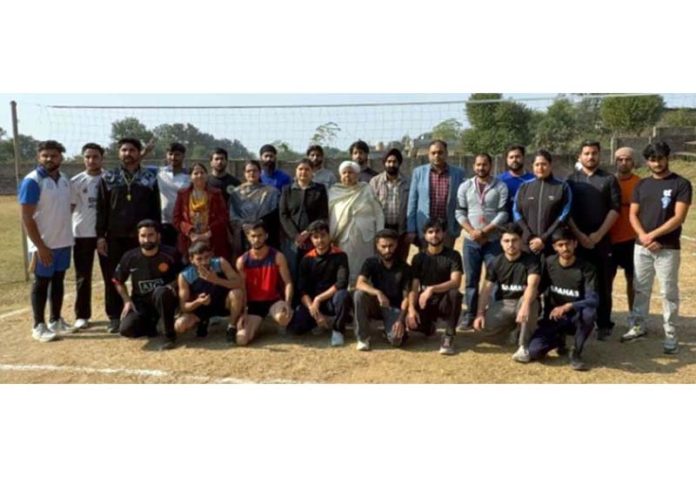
159 337 177 351
74 318 90 330
225 325 237 343
356 337 371 351
330 331 344 347
663 338 679 355
32 323 57 343
48 318 76 336
511 345 531 363
620 325 647 343
596 327 613 341
569 349 589 371
456 316 474 332
439 335 455 355
107 319 121 334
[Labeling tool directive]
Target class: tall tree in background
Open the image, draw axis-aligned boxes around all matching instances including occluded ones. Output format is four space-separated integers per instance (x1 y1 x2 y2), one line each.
600 94 665 136
533 97 578 154
431 118 463 150
461 93 533 155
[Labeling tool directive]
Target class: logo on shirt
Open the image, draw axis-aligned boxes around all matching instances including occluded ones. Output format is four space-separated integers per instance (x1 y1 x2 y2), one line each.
138 279 164 294
501 284 526 293
661 189 673 209
550 285 579 298
158 262 170 273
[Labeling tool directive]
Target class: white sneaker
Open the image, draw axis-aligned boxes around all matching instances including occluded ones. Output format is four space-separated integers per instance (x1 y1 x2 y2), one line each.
356 338 371 351
74 318 89 330
620 325 646 343
32 323 57 343
330 331 345 347
511 345 531 363
48 318 76 336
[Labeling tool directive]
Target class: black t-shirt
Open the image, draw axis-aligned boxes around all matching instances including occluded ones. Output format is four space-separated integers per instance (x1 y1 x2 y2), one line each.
632 173 692 249
298 247 350 299
567 168 621 234
113 245 182 299
207 173 241 204
542 255 596 311
411 246 463 289
359 257 412 308
486 252 540 300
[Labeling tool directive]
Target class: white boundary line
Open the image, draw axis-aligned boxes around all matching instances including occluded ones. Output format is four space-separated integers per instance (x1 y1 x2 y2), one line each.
0 282 105 321
0 363 314 384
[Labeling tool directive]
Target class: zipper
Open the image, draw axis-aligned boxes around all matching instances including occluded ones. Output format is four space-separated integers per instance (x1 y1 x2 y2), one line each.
537 179 544 235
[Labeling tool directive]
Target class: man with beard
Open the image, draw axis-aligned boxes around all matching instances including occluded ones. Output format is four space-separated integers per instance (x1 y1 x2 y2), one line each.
622 141 692 355
288 220 353 347
409 218 464 355
259 144 292 191
307 145 337 190
207 147 241 204
97 137 161 333
407 140 467 249
608 147 640 322
369 148 411 261
472 223 541 363
497 145 534 218
455 153 508 331
235 221 294 345
157 142 190 247
350 139 378 183
112 220 181 350
528 227 597 371
70 142 108 330
566 141 621 340
19 140 75 342
354 229 413 350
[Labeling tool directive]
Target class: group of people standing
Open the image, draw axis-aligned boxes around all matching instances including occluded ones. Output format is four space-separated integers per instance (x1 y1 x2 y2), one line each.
18 134 692 372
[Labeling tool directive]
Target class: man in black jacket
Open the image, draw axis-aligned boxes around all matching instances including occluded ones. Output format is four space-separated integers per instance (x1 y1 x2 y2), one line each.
97 137 161 333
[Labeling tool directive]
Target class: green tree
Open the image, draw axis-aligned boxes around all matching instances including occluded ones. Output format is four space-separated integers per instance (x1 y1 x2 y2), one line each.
271 140 303 164
109 117 154 155
600 95 665 136
533 98 578 154
461 94 533 155
431 118 463 146
659 108 696 127
310 122 341 147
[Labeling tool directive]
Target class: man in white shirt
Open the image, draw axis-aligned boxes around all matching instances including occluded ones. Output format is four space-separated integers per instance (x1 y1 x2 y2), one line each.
70 143 108 329
18 140 75 342
157 142 190 247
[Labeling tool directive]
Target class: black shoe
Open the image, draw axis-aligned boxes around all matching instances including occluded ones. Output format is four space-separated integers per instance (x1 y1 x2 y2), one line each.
596 328 612 341
569 349 589 371
159 337 177 351
196 320 209 338
107 319 120 334
225 325 237 343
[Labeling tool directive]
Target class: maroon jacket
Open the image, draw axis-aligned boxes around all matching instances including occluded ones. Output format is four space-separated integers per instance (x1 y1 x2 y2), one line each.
173 185 231 260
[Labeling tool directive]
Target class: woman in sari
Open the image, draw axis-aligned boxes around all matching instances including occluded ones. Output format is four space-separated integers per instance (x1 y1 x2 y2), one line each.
229 160 281 251
328 160 385 285
173 162 231 261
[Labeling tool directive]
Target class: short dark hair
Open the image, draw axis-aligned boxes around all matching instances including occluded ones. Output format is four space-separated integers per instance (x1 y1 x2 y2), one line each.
429 139 448 150
383 148 403 165
306 145 324 157
499 223 523 238
534 149 553 163
307 219 330 235
188 240 212 257
643 141 671 160
375 228 399 242
37 140 66 154
580 140 601 153
551 226 576 244
244 220 268 234
296 158 313 169
475 153 493 164
244 159 262 172
259 144 277 156
81 142 105 156
506 144 526 157
349 140 369 155
117 138 143 151
423 217 445 234
136 219 161 233
210 148 229 161
167 142 187 154
189 161 208 175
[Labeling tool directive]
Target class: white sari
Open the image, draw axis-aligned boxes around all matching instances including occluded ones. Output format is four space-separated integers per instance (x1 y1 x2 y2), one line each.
329 182 385 285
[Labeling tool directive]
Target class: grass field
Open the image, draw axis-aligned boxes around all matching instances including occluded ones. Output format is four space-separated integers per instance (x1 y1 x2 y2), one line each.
2 163 696 383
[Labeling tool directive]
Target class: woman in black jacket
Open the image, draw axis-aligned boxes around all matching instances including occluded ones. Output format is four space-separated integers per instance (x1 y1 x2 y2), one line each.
279 159 329 282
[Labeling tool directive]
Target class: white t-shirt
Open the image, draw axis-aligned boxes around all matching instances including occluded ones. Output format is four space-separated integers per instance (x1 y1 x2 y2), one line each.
70 170 104 238
157 166 190 224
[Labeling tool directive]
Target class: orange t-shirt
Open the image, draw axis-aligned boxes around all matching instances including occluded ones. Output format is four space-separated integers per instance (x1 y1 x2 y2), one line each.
609 173 641 244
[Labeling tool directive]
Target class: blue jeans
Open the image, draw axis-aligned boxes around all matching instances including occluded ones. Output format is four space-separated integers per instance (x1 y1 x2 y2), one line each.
463 238 501 320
